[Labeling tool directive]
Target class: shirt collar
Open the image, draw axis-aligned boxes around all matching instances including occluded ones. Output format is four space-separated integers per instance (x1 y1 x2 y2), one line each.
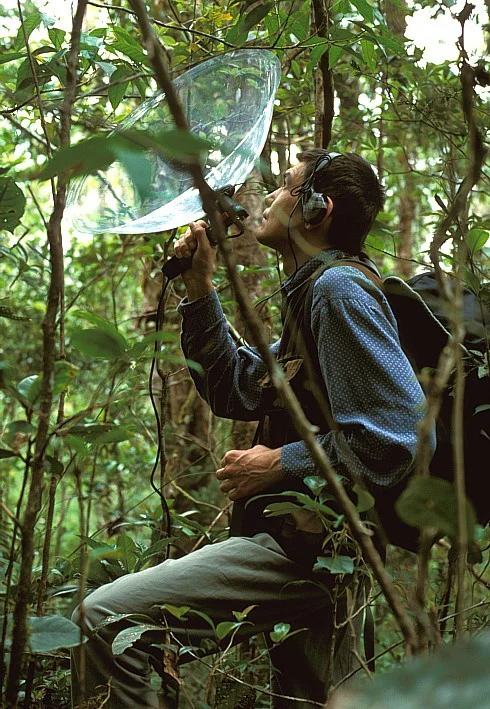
282 248 352 296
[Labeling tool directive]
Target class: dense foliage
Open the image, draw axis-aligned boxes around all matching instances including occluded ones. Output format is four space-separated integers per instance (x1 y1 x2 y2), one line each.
0 0 489 706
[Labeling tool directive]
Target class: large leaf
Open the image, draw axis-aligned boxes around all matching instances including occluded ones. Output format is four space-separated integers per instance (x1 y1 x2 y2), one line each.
116 533 138 572
108 65 131 110
14 11 43 50
396 476 476 543
0 177 26 233
37 130 211 187
335 633 490 709
112 624 164 655
70 327 127 360
466 229 488 255
0 52 26 65
37 136 117 181
29 615 87 653
313 555 354 574
350 0 375 24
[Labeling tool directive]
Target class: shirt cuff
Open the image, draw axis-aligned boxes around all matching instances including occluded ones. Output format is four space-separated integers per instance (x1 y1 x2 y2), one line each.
281 441 318 481
177 289 220 318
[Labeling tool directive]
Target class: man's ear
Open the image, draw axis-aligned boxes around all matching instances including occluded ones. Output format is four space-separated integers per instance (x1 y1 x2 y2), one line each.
304 196 334 230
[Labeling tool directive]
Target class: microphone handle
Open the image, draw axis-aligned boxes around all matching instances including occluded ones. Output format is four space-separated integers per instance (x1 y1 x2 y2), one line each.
162 254 193 280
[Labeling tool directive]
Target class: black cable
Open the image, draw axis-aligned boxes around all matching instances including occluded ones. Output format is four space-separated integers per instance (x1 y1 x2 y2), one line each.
148 273 173 559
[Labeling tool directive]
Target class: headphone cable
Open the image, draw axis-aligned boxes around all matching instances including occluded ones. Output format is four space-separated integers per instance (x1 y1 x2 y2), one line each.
148 273 173 559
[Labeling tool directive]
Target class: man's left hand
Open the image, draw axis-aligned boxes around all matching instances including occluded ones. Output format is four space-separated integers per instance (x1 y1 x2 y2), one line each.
216 445 284 501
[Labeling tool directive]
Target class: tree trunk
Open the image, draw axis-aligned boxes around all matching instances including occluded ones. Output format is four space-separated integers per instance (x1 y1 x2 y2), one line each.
312 0 334 149
397 166 415 279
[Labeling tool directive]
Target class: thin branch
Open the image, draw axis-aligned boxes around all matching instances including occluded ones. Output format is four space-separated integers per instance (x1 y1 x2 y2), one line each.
5 1 89 705
128 0 420 655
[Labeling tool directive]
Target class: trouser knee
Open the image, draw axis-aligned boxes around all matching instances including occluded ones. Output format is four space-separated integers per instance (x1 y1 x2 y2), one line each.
71 588 107 635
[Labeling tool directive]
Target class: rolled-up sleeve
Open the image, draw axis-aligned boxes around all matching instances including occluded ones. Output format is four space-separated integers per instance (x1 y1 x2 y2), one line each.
281 267 435 489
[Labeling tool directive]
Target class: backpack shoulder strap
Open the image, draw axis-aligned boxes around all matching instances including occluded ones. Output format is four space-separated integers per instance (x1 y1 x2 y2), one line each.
309 258 384 291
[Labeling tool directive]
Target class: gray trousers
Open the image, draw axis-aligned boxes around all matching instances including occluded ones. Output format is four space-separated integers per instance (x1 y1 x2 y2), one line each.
71 534 364 708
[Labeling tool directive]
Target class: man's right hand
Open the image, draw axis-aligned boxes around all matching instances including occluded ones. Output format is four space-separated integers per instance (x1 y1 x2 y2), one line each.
174 221 216 300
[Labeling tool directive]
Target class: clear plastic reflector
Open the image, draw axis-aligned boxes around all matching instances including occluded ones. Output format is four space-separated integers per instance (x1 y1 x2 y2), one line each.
66 50 281 235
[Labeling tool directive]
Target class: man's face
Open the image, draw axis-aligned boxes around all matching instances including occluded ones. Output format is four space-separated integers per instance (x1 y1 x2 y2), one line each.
255 162 306 250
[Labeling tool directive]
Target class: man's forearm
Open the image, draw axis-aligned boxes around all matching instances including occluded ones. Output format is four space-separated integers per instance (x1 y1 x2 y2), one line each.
184 278 215 302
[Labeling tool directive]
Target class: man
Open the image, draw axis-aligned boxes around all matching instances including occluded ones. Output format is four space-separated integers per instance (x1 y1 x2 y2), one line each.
72 151 429 708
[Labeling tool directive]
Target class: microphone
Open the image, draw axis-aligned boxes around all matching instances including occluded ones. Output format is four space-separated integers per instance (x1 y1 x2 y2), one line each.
162 185 249 280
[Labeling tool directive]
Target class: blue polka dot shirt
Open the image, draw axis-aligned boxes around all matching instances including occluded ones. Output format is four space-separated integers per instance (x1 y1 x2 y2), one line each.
178 250 434 490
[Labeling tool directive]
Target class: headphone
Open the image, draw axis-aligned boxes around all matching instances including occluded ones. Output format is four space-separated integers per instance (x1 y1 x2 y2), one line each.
292 152 343 226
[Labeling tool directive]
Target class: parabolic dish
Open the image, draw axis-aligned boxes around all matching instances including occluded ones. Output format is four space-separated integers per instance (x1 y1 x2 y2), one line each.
66 49 281 235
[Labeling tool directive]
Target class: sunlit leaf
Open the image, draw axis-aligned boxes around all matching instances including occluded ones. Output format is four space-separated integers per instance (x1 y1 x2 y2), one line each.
112 624 164 655
70 327 127 360
0 177 26 233
466 229 488 254
29 615 87 653
314 555 354 574
269 622 290 643
14 11 43 51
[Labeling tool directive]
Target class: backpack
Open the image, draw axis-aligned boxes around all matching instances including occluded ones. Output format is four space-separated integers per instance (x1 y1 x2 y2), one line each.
307 260 490 549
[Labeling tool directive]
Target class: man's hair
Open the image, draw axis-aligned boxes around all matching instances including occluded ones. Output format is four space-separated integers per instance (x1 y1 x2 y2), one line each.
297 149 385 255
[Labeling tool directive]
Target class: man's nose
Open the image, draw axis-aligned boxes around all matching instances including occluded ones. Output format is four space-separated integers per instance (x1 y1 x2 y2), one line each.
264 189 278 207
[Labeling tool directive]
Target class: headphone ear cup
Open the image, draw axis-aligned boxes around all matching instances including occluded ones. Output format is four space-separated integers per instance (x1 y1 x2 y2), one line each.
302 190 328 226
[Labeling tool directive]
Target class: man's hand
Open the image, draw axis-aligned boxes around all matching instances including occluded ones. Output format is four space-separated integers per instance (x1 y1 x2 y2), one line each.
174 221 216 300
216 445 284 501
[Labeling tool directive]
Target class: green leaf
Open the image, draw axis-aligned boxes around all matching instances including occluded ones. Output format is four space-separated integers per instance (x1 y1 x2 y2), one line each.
307 41 329 71
108 66 131 110
463 268 481 296
466 229 489 255
474 404 490 415
0 177 26 233
396 476 476 543
335 633 490 709
4 420 34 448
37 136 116 181
269 622 290 643
215 621 245 641
161 604 190 620
14 12 43 51
91 427 132 445
112 624 164 655
94 60 116 76
0 448 18 459
314 555 354 574
29 615 86 653
328 45 343 69
350 0 375 23
37 129 211 184
242 1 273 33
360 38 376 72
116 533 138 572
264 502 304 517
304 476 327 496
135 538 173 570
48 28 66 50
109 38 149 65
70 327 127 360
16 375 40 403
0 52 26 65
353 483 375 513
113 27 143 49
